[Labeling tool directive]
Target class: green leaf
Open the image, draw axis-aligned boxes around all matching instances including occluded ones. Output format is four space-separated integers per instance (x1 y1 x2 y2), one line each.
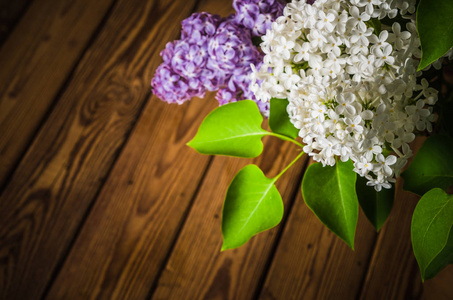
417 0 453 71
222 165 283 250
402 135 453 196
302 160 358 249
269 98 299 139
411 188 453 281
367 18 382 35
356 175 394 231
187 100 269 158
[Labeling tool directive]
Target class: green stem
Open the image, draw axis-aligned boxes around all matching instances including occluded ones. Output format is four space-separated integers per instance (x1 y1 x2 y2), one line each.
273 151 305 182
268 132 304 148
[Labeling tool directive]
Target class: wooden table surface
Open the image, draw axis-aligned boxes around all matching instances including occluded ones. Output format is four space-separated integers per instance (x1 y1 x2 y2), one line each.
0 0 452 299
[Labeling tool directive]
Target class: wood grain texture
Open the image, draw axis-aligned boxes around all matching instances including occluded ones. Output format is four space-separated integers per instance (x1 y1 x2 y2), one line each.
0 0 199 299
45 1 238 299
358 179 423 300
0 0 115 189
151 139 308 300
422 265 453 300
259 159 377 300
45 97 216 300
1 0 452 299
358 138 427 300
0 0 32 45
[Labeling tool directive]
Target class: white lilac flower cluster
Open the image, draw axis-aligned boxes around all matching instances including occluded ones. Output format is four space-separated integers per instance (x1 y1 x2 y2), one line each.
250 0 442 191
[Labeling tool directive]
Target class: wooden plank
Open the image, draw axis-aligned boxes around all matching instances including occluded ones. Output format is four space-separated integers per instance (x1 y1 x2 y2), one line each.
45 1 242 299
258 159 377 300
0 0 32 45
358 180 423 300
150 140 308 300
45 97 216 300
0 0 200 299
358 139 426 300
0 0 116 188
422 266 453 300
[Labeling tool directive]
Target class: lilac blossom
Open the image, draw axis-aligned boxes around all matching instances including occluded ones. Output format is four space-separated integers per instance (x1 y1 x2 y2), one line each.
171 39 208 94
208 20 257 71
151 7 280 114
233 0 285 36
207 19 261 86
151 64 203 104
206 19 264 110
216 88 236 105
181 12 221 40
152 13 220 104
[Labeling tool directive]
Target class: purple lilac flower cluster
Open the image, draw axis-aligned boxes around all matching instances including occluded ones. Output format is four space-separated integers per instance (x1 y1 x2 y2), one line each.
151 13 220 104
233 0 284 37
151 0 285 114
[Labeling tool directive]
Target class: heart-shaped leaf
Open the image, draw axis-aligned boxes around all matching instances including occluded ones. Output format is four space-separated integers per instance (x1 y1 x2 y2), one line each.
188 100 269 158
402 135 453 196
302 160 358 249
222 165 283 250
417 0 453 70
356 175 394 232
412 188 453 281
269 98 299 139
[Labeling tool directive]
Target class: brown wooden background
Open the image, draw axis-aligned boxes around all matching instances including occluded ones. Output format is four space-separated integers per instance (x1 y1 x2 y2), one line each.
0 0 452 299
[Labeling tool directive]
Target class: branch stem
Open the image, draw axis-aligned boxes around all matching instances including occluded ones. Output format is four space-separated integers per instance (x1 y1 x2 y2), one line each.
268 132 304 148
273 151 305 182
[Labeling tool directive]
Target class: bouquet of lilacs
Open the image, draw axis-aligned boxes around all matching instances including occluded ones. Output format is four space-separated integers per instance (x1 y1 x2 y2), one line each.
152 0 453 281
151 0 285 113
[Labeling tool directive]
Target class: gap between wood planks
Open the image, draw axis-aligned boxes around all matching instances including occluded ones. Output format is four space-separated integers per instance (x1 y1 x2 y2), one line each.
356 138 425 300
144 1 212 293
145 156 215 299
0 0 120 194
0 0 33 46
250 157 311 300
2 1 441 299
0 0 119 192
0 0 205 299
43 1 242 298
256 158 377 300
150 138 309 300
39 90 152 300
140 2 311 289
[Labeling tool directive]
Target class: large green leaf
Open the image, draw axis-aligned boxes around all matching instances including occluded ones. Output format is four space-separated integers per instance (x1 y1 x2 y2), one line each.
302 160 358 249
222 165 283 250
417 0 453 70
269 98 299 139
356 175 394 232
187 100 268 158
402 135 453 196
411 188 453 281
